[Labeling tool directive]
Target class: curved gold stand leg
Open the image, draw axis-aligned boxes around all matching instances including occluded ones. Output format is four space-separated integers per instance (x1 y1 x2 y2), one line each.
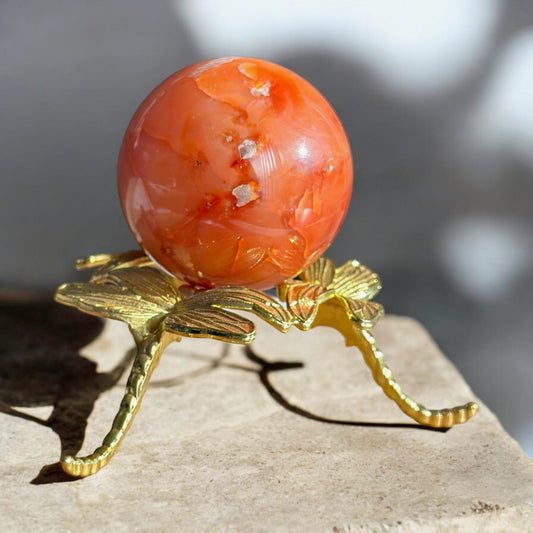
312 301 479 428
61 333 172 477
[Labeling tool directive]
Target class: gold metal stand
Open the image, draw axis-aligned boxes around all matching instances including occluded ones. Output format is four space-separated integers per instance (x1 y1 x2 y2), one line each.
56 252 478 477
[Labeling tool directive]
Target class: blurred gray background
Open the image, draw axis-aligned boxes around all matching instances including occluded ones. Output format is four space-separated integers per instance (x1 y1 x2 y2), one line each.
1 1 532 454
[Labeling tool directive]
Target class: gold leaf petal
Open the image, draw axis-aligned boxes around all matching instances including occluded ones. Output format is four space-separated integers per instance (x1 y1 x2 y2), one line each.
76 251 152 273
103 267 180 310
331 260 382 301
285 281 326 329
190 287 292 332
300 257 335 286
341 297 384 329
55 282 169 330
164 307 255 343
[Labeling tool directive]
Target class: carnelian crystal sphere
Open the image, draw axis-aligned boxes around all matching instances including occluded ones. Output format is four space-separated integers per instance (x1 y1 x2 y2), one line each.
118 57 353 289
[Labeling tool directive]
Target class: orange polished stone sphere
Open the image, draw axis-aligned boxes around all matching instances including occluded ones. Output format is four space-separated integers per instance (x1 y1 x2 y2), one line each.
118 57 353 289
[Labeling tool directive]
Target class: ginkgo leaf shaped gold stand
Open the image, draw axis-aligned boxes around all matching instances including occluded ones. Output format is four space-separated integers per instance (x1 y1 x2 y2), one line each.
55 252 479 477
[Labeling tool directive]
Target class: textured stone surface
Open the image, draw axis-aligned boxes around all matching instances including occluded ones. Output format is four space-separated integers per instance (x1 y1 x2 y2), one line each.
118 57 352 289
1 303 531 532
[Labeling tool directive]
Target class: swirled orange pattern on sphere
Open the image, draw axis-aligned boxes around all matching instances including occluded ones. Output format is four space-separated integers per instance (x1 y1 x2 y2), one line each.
118 57 353 289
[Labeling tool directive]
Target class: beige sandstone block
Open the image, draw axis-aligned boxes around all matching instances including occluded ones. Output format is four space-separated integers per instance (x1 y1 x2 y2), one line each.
1 302 531 532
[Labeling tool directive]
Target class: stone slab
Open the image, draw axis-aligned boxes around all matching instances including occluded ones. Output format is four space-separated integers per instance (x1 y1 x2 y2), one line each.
0 299 531 532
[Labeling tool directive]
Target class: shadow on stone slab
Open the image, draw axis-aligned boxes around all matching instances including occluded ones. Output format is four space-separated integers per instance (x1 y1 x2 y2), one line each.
148 343 443 432
244 346 448 433
0 295 132 484
31 462 80 485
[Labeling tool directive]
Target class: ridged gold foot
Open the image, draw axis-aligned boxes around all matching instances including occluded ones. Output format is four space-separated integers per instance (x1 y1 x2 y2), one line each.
55 252 479 477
